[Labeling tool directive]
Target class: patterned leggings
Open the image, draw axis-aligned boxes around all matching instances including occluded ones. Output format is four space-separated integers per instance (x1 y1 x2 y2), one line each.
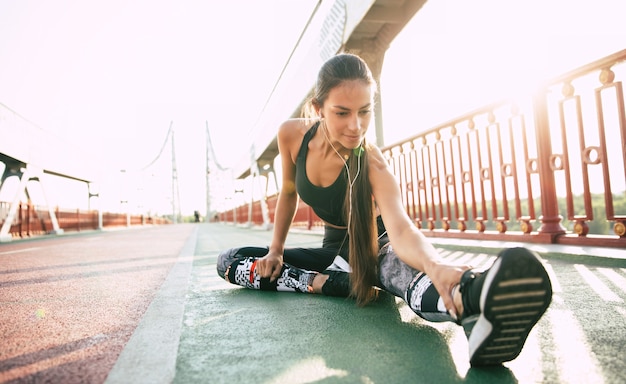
216 233 454 323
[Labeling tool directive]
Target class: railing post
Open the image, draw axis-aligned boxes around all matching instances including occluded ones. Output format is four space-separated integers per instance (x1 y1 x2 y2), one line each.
18 202 23 238
533 90 567 240
26 203 31 237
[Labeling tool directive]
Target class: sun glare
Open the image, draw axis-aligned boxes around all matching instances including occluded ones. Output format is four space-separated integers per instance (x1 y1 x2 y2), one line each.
381 0 626 146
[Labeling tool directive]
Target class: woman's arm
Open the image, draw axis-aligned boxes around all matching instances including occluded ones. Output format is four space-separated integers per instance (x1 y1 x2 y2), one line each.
368 146 467 318
367 146 439 271
257 120 300 281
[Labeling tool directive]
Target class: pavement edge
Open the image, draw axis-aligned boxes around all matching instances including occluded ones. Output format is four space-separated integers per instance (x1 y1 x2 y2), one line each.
104 226 198 384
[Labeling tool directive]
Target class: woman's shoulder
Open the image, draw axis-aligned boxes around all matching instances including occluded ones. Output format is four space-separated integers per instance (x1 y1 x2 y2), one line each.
277 119 319 162
365 143 388 171
279 118 317 131
278 118 317 141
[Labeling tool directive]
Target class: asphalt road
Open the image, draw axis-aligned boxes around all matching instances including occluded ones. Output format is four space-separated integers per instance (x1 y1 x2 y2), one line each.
1 223 625 383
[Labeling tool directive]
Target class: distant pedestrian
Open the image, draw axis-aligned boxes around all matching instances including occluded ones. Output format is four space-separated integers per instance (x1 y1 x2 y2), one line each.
217 53 552 366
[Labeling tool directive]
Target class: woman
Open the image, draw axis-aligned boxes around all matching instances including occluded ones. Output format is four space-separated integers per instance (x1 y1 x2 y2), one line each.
217 53 552 366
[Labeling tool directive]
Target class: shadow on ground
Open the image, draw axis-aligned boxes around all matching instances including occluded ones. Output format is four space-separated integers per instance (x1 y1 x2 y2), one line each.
175 249 518 384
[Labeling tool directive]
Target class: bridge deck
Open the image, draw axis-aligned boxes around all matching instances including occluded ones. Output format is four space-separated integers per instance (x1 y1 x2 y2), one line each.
1 224 625 383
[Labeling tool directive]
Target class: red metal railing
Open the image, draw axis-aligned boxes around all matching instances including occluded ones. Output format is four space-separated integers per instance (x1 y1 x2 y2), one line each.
217 195 323 230
0 202 171 239
221 49 626 249
381 49 626 248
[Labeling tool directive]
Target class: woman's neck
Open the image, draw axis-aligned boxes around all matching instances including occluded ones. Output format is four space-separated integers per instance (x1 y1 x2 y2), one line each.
318 125 350 161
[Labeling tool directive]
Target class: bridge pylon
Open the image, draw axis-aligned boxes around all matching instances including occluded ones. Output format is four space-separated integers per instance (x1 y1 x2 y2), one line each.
0 164 64 242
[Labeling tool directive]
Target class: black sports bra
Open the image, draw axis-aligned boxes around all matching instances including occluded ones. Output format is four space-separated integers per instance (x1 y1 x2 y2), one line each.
295 122 347 227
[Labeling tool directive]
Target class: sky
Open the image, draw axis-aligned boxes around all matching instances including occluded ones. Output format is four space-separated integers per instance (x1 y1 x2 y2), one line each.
0 0 318 215
1 0 625 217
382 0 626 144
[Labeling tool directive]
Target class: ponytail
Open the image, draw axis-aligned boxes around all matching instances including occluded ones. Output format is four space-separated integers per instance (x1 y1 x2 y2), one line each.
345 142 379 306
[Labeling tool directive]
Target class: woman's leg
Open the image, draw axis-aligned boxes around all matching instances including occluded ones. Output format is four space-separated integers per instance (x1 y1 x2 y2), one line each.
378 243 553 365
377 243 454 322
216 246 348 295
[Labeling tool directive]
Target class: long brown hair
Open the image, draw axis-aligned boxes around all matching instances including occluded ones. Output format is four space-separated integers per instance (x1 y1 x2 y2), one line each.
304 53 380 306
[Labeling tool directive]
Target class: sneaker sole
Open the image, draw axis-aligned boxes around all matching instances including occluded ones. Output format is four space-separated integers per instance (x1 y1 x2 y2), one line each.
468 247 552 366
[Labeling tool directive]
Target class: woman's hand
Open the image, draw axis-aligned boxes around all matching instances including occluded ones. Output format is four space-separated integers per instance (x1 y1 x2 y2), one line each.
425 262 472 321
256 251 284 282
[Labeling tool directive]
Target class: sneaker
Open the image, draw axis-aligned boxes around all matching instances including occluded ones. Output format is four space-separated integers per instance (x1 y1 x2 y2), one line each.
460 247 552 366
285 264 317 293
321 270 351 297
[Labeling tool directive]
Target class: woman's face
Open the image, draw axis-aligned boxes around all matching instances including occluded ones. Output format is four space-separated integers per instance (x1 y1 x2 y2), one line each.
319 79 373 151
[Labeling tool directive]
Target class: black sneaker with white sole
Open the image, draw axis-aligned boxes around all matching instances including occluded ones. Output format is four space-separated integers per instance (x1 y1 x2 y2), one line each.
459 247 552 366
